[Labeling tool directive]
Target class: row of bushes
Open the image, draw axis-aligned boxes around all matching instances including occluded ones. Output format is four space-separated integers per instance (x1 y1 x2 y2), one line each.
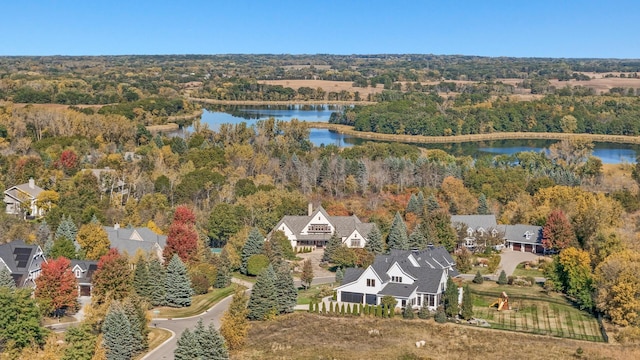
296 247 314 253
308 301 446 322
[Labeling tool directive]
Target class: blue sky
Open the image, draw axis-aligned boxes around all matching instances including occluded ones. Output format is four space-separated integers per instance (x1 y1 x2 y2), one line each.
2 1 637 58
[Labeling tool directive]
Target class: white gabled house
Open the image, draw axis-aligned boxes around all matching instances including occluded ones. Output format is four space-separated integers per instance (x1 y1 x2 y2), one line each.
335 246 458 310
451 215 544 253
272 204 376 249
3 178 45 218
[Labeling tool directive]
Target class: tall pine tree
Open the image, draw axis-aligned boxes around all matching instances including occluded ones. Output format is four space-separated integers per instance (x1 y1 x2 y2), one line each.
0 267 15 290
323 233 342 262
426 194 440 213
194 319 229 360
387 212 408 251
477 193 490 215
165 254 193 308
133 257 151 300
214 249 232 288
408 228 426 250
102 303 134 360
122 296 149 355
55 215 78 242
274 263 297 315
364 226 384 255
444 277 459 318
406 194 420 214
174 328 201 360
147 258 166 306
416 191 425 215
247 264 277 320
461 284 474 320
36 220 51 248
241 228 264 274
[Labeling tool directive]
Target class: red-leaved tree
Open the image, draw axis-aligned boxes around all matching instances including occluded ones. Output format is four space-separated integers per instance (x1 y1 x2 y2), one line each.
35 257 78 317
163 205 198 264
92 249 132 304
542 209 577 252
55 149 79 175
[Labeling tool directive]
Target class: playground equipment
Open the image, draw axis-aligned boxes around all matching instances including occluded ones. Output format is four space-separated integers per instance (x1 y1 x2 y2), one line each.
489 292 509 311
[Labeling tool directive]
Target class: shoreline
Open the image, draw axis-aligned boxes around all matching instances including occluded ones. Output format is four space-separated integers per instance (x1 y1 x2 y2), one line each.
307 122 640 145
187 97 376 106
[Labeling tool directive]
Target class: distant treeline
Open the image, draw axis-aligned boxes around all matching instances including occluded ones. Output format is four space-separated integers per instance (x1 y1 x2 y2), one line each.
330 92 640 136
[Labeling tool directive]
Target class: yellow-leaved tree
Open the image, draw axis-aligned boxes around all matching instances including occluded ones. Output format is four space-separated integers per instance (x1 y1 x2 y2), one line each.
595 249 640 326
77 220 111 260
220 289 250 350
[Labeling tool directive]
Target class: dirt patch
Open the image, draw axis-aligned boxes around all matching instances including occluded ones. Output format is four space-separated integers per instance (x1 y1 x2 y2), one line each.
549 76 640 94
295 249 333 278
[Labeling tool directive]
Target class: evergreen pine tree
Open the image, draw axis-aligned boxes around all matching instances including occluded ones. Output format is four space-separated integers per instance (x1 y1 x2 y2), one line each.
418 303 430 319
102 304 134 360
406 194 420 214
147 258 166 306
376 305 383 317
461 284 474 320
317 157 330 187
329 302 334 314
408 228 426 250
416 191 425 216
165 254 193 307
323 233 342 262
174 328 201 360
0 267 15 290
133 257 151 300
403 304 414 319
335 267 344 283
434 306 447 323
426 194 440 213
477 193 490 215
497 270 508 285
274 263 297 314
444 277 459 318
321 302 327 314
241 228 264 274
387 212 408 250
43 237 54 258
449 200 458 215
36 220 51 248
50 237 77 259
247 264 278 320
341 303 345 315
214 249 232 288
473 270 484 284
55 215 78 242
122 297 149 355
389 304 395 318
364 226 384 255
194 319 229 360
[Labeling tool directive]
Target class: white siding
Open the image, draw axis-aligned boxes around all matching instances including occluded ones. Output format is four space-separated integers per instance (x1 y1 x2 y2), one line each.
277 223 297 247
301 211 334 235
344 230 366 248
336 267 383 303
385 263 415 284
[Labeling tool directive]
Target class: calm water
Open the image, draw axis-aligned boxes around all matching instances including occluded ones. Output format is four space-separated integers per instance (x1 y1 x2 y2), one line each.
183 106 637 164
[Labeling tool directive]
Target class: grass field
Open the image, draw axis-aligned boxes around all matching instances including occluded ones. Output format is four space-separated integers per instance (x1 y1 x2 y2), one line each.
297 284 334 305
469 282 603 342
512 262 544 278
150 285 236 319
234 313 638 360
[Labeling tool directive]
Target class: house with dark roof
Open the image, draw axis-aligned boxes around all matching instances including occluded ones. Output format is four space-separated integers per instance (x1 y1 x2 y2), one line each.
70 260 98 296
450 215 544 253
335 246 458 310
104 224 167 260
0 240 46 287
3 178 45 218
272 204 376 249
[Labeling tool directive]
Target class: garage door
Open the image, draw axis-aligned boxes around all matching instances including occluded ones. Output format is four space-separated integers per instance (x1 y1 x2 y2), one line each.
340 292 364 304
366 294 377 305
80 285 91 296
512 243 521 251
524 244 532 253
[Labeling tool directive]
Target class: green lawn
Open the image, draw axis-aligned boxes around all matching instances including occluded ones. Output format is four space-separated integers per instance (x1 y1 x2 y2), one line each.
150 285 238 319
512 262 544 278
467 282 603 342
297 284 334 305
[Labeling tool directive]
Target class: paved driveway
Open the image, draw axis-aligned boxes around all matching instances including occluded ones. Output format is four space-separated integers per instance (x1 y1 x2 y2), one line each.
498 249 543 276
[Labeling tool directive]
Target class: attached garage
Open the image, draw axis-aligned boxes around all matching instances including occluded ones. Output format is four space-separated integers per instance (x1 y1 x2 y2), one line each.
340 291 364 304
79 285 91 296
512 243 522 251
524 244 533 253
365 294 377 305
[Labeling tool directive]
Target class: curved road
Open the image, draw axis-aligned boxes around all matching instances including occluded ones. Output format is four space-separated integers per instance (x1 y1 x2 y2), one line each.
142 276 335 360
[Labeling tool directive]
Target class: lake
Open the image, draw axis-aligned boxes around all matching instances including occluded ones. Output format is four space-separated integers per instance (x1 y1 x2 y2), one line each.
183 106 637 164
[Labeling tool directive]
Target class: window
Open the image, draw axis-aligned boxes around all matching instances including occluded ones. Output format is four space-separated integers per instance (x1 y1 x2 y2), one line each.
401 300 406 307
391 276 402 283
75 269 82 278
366 279 376 287
308 224 330 233
430 294 436 307
351 239 361 247
524 231 532 240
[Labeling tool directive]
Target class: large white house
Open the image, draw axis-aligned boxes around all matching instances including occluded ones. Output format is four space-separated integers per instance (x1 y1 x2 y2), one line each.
272 205 376 249
335 246 458 310
451 215 543 253
3 178 45 217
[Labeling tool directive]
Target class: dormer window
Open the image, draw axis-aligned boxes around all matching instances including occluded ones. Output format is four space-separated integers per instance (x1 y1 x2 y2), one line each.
491 229 498 237
75 269 82 278
478 228 485 236
466 228 474 236
391 276 402 283
524 231 533 240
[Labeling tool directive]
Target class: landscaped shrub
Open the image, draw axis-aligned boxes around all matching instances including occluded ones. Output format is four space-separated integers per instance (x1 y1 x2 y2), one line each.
473 270 484 284
497 270 508 285
190 273 210 295
418 304 430 319
246 254 270 276
434 306 447 323
403 306 414 319
321 302 327 314
507 275 515 285
525 276 536 286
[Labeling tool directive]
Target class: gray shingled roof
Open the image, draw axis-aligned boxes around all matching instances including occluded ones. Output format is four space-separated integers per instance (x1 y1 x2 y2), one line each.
0 240 45 287
8 181 45 199
378 282 418 297
450 215 498 231
276 206 376 242
70 260 98 284
341 268 365 286
503 224 543 245
104 226 167 256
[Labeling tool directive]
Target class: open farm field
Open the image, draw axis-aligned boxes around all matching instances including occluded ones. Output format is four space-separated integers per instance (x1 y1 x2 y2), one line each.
549 75 640 94
234 313 639 360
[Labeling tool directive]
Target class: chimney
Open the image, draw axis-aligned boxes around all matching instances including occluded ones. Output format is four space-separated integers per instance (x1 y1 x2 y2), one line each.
114 223 120 230
28 178 35 189
308 203 313 216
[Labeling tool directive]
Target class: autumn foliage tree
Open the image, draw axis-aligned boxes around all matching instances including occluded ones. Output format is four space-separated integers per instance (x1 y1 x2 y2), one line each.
55 149 80 175
542 209 577 252
92 249 132 304
76 219 110 260
35 257 78 317
164 205 199 264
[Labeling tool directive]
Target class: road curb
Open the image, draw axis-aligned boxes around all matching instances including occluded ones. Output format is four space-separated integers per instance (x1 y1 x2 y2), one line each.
140 328 176 360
